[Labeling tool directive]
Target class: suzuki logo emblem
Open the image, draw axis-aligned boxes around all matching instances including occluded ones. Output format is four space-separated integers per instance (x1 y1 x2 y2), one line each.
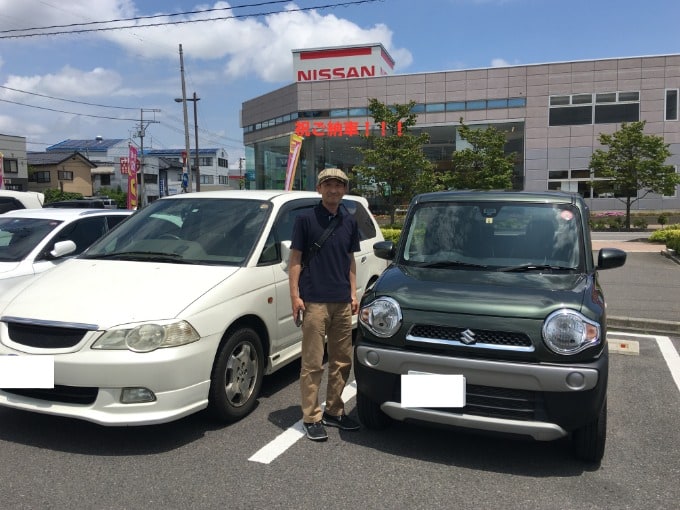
460 329 476 345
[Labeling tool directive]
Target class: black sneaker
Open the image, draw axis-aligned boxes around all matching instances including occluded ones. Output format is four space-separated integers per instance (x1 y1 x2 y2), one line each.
322 412 360 431
303 421 328 441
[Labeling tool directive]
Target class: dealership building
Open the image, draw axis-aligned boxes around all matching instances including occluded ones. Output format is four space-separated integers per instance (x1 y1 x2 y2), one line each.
240 44 680 210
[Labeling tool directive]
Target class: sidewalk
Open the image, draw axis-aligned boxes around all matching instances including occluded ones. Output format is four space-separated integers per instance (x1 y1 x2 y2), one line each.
593 239 680 336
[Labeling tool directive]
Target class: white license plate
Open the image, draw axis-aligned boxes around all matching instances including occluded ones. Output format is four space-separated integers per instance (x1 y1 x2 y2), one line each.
401 372 466 408
0 355 54 388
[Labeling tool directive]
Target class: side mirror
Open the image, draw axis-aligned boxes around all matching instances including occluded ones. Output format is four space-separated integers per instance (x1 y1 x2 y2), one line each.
597 247 627 270
49 240 77 259
373 240 396 260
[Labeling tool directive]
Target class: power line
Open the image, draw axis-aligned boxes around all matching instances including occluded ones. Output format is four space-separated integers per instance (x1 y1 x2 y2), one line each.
0 0 291 34
0 97 139 121
0 0 382 39
0 85 138 109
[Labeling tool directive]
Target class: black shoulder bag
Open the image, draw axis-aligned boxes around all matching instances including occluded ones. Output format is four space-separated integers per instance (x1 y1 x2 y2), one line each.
301 214 340 268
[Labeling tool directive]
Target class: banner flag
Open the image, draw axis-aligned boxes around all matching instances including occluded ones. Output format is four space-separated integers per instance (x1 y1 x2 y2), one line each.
0 151 4 190
129 145 139 174
127 172 137 210
284 134 304 191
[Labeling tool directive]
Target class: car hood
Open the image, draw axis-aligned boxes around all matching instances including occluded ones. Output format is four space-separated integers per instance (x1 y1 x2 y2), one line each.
0 259 239 329
0 261 24 276
374 265 591 319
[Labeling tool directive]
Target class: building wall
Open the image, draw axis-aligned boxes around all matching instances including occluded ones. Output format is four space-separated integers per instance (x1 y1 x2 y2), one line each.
242 54 680 211
0 134 28 191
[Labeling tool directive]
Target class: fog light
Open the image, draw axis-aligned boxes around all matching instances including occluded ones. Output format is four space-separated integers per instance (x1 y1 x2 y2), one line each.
120 387 156 404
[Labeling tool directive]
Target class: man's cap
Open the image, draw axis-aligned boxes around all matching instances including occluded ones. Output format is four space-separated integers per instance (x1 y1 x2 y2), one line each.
317 168 349 185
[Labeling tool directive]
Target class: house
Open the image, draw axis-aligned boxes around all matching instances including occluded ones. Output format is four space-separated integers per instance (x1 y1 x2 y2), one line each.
27 151 96 196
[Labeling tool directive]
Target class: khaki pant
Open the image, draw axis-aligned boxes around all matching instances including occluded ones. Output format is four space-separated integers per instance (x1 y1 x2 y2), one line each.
300 302 353 423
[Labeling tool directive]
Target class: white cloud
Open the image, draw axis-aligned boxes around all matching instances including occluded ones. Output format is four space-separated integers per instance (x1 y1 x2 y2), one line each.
491 57 520 67
100 2 412 83
3 66 122 98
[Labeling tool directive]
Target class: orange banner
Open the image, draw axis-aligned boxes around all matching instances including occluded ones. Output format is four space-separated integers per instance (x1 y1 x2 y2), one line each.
284 134 304 191
127 173 137 210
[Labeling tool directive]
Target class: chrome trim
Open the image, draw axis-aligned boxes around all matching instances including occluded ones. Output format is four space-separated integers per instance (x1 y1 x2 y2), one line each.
406 333 535 352
356 344 599 392
1 316 99 331
380 402 568 441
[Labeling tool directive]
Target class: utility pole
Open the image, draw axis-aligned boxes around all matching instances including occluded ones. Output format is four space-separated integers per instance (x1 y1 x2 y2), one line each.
137 108 160 207
178 44 191 192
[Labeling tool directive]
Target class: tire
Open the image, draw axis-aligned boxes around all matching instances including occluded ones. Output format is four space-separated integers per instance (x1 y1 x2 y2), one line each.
208 327 264 423
356 388 392 430
572 399 607 463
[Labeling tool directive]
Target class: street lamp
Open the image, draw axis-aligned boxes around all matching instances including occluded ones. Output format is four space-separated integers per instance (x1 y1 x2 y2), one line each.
175 92 201 192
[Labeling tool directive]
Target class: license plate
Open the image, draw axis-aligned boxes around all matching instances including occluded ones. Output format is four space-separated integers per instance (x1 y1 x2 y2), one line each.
0 355 54 388
401 372 466 408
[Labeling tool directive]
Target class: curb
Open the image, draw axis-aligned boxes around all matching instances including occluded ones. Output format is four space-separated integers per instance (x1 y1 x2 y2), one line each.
661 249 680 265
608 316 680 336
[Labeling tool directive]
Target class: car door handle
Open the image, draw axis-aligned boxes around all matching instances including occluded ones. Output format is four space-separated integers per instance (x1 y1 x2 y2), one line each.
360 256 367 263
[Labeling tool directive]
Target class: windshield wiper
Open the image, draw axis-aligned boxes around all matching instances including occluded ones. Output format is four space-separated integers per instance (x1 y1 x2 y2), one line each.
415 260 488 269
83 251 195 264
497 263 576 272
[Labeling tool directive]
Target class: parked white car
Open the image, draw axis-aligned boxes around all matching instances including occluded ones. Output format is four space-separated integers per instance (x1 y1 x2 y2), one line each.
0 190 387 425
0 208 132 294
0 190 44 213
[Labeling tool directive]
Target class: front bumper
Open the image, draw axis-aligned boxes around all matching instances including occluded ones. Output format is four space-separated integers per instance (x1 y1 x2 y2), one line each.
0 334 221 426
354 344 608 439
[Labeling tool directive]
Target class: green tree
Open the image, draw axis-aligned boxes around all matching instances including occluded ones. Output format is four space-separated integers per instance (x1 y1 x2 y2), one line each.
353 99 434 224
443 118 515 190
589 121 679 229
97 187 127 209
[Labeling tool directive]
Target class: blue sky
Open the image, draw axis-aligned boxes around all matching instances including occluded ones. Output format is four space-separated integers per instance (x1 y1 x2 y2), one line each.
0 0 678 167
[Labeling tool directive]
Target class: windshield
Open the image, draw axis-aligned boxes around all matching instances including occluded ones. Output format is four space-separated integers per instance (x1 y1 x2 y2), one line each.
83 197 272 266
401 201 583 271
0 218 62 261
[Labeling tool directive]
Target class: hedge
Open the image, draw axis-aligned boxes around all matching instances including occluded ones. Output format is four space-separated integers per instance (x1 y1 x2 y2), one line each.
380 228 401 243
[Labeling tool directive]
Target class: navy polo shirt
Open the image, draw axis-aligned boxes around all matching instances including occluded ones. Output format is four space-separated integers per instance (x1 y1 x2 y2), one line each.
291 201 360 303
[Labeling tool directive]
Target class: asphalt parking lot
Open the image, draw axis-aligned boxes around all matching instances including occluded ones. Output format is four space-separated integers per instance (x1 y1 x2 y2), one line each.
0 331 678 510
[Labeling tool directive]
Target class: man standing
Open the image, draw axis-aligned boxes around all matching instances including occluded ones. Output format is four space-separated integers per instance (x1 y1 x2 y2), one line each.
289 168 361 441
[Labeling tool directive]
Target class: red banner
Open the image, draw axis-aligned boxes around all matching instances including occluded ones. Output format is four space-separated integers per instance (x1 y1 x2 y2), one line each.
129 145 138 175
0 151 4 190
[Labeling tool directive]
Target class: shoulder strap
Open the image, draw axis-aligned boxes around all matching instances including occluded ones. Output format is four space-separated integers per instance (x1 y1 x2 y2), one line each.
302 214 340 267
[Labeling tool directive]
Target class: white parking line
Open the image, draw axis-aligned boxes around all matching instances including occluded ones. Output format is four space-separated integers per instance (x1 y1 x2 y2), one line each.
249 381 357 464
609 332 680 393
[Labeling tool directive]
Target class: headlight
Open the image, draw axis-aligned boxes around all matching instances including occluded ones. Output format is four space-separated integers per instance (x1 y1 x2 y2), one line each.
359 297 402 338
542 310 601 355
92 320 200 353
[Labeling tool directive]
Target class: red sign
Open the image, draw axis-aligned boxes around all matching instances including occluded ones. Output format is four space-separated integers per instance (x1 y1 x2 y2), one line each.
297 65 376 82
120 157 129 174
294 120 402 138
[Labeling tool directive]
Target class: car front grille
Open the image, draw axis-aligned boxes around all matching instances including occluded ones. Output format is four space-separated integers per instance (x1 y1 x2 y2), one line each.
462 384 538 420
6 321 90 349
394 383 539 421
407 324 533 350
1 385 98 405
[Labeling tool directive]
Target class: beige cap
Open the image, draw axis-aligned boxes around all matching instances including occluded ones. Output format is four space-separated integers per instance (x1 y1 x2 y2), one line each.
317 168 349 185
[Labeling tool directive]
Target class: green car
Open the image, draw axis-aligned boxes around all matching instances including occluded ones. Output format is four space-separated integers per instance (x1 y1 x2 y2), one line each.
355 190 626 463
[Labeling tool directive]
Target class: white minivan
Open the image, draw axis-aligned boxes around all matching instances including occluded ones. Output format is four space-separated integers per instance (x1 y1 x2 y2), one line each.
0 190 387 426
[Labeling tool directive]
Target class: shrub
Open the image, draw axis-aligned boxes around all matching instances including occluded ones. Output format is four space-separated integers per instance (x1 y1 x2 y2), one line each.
632 217 648 229
380 228 402 243
663 231 680 252
658 213 669 226
649 226 680 243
